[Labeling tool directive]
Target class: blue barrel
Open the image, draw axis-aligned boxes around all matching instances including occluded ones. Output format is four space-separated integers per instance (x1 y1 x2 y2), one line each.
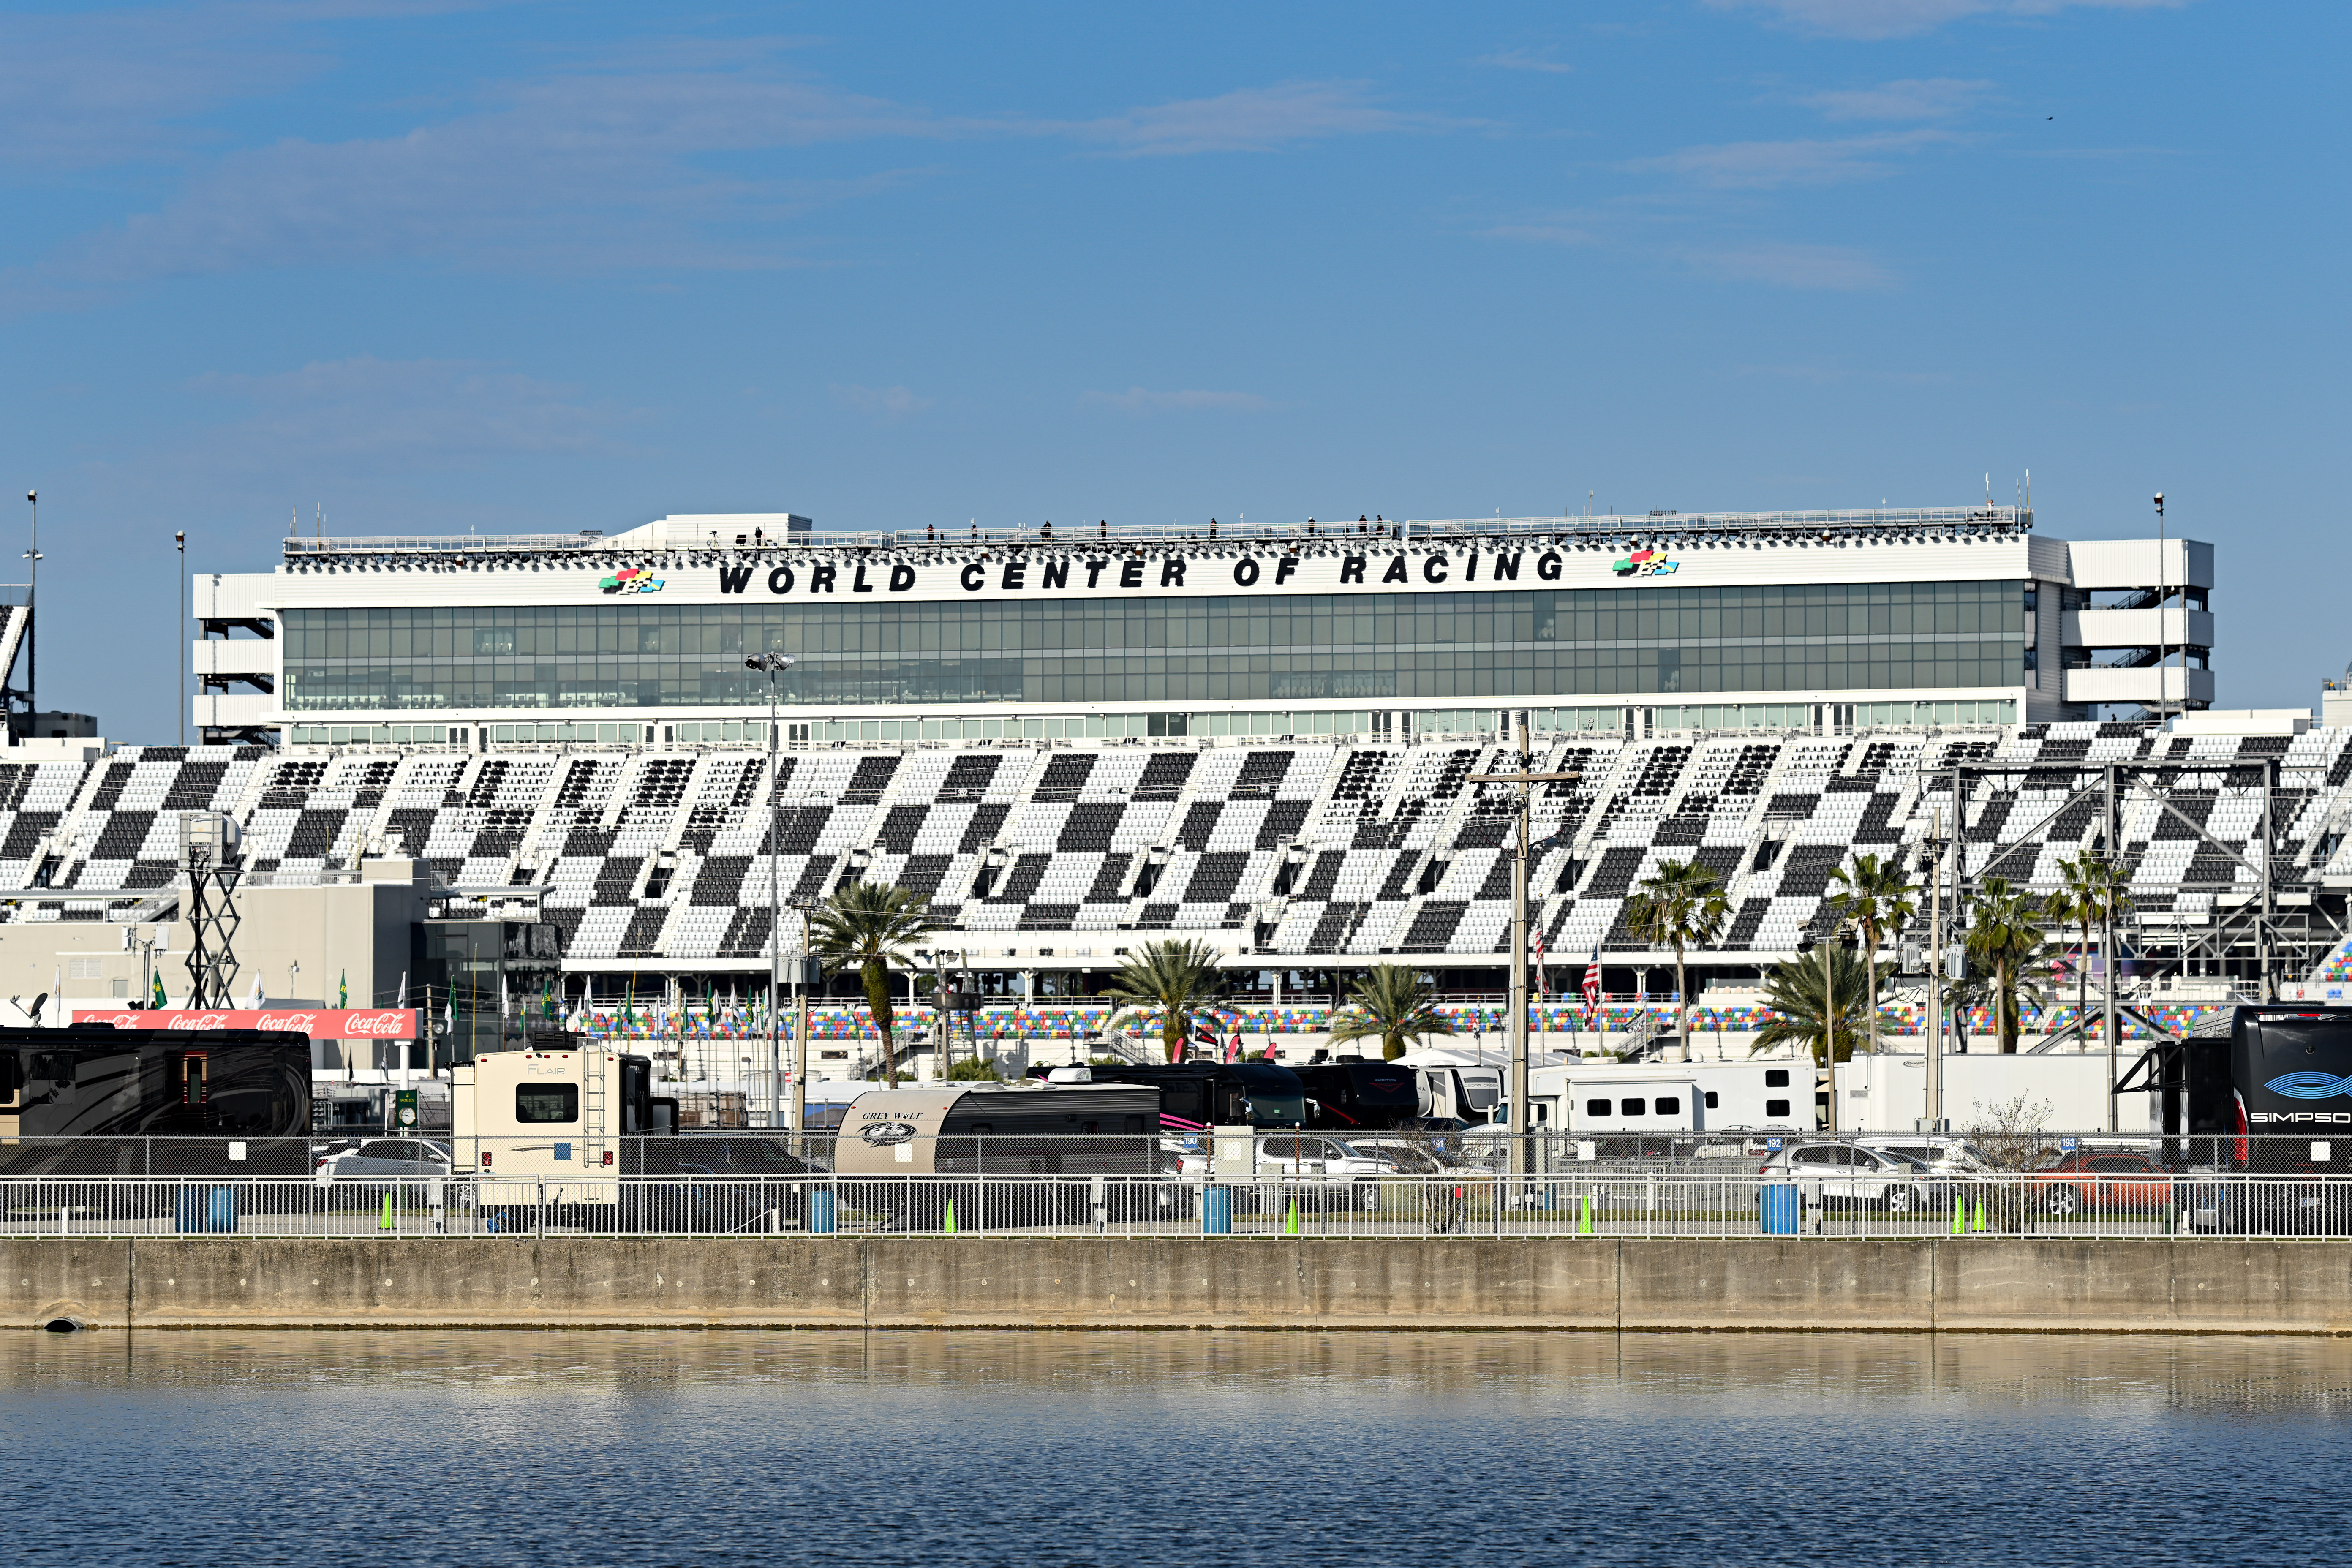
1203 1186 1233 1236
176 1186 237 1234
808 1187 837 1235
1759 1184 1799 1236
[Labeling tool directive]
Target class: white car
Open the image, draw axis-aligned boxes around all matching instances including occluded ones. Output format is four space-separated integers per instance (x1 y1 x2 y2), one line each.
1757 1141 1934 1214
1856 1135 1992 1173
316 1137 453 1187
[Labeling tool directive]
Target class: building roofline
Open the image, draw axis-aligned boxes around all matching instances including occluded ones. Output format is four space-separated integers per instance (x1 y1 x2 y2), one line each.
278 505 2034 562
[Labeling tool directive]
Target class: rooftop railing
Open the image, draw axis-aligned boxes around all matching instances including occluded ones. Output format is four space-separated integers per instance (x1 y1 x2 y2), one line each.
280 507 2033 560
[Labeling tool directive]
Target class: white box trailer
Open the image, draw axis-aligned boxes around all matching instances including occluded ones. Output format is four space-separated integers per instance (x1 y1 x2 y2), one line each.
1836 1051 2151 1134
1524 1059 1811 1136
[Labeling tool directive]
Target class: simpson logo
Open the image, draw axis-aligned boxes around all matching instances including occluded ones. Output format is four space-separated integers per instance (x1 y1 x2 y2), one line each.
599 567 664 595
1612 549 1678 579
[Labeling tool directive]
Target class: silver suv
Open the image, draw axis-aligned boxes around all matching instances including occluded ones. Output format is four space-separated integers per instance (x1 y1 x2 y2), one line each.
1757 1141 1932 1214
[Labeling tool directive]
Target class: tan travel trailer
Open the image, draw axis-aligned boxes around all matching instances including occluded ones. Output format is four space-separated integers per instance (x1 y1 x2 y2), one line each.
452 1045 668 1181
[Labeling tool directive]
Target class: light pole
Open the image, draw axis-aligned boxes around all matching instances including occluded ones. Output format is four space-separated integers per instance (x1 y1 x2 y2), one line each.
1469 715 1580 1179
744 650 796 1130
2152 493 2167 722
176 530 186 746
23 491 41 728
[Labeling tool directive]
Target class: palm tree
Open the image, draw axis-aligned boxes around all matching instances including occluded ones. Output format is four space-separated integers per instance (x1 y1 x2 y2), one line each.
1622 858 1729 1058
1754 942 1872 1065
1826 852 1918 1057
1100 939 1225 1062
808 881 941 1086
2047 852 2132 1047
1964 876 2049 1055
1329 964 1457 1061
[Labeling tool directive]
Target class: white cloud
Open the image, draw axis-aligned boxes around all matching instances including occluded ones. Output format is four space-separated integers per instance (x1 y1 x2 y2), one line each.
1804 77 1994 121
1633 129 1953 188
0 8 323 170
831 383 933 419
1710 0 2181 42
12 64 1440 292
1081 387 1273 415
188 356 644 468
1066 81 1435 157
1473 49 1573 74
1684 242 1895 290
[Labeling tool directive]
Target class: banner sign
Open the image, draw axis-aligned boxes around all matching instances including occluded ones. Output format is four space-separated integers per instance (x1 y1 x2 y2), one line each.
71 1008 419 1040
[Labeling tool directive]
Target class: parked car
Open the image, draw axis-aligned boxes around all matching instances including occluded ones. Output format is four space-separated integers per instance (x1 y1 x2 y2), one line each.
1857 1135 1993 1173
2032 1150 2172 1217
1757 1141 1936 1214
317 1137 452 1184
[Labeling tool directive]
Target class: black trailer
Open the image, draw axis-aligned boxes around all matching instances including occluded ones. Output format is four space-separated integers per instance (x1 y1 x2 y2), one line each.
1072 1062 1306 1132
1295 1059 1421 1131
2116 1005 2352 1233
0 1022 313 1176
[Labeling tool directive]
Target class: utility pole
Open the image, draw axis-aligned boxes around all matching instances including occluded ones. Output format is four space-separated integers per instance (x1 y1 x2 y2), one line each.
743 649 796 1129
791 901 813 1134
1469 715 1579 1179
2104 765 2121 1133
1924 807 1944 1132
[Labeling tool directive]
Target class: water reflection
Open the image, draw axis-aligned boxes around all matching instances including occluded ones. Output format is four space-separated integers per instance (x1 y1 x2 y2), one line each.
5 1333 2348 1566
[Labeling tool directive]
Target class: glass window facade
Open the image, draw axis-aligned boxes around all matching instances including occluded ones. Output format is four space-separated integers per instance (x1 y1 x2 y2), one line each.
281 580 2023 713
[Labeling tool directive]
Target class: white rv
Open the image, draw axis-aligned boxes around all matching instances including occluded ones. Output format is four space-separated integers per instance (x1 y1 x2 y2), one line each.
452 1045 667 1183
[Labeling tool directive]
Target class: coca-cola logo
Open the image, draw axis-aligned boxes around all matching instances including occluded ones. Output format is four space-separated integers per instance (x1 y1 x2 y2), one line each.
69 1007 420 1039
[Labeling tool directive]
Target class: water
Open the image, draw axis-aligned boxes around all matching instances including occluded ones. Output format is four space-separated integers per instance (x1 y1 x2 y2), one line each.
6 1330 2350 1565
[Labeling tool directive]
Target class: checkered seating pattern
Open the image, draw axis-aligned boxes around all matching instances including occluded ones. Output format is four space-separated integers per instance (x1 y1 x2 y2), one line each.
5 723 2350 982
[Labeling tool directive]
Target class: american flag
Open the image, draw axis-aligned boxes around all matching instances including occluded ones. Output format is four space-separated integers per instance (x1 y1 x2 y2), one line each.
1582 953 1602 1026
1532 931 1547 999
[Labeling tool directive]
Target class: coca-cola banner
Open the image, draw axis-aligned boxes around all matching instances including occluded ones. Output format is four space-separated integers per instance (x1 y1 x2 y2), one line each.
71 1008 419 1040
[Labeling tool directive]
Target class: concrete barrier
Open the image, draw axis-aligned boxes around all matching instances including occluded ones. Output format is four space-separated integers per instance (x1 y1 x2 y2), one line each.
6 1237 2351 1332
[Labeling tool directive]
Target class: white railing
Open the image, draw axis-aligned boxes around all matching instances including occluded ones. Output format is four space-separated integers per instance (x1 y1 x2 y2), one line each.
3 1173 2345 1240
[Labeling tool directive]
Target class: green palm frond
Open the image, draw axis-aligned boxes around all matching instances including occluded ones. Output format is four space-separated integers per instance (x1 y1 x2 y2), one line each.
1098 939 1225 1062
1328 964 1456 1062
808 881 942 1084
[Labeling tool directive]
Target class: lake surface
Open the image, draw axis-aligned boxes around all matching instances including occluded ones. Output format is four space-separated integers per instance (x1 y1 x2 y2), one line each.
5 1330 2349 1565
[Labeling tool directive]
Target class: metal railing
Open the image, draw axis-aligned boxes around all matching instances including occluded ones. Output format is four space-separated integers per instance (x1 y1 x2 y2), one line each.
1 1171 2345 1240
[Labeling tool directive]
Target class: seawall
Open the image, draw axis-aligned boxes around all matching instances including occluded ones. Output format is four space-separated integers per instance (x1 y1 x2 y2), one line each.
11 1238 2352 1333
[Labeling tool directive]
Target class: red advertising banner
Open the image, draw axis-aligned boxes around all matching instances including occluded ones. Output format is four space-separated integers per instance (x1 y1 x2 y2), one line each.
71 1008 420 1040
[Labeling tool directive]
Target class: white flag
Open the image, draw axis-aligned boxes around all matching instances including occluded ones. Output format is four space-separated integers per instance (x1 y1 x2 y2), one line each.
395 971 408 1009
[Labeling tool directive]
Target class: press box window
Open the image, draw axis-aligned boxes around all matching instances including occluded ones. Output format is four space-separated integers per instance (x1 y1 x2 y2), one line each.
1765 1098 1792 1119
1654 1097 1680 1116
1764 1069 1791 1088
1621 1097 1646 1116
516 1084 580 1123
1585 1098 1610 1119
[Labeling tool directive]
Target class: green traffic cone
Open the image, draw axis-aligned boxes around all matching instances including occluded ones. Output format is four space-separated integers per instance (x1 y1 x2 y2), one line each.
1972 1198 1987 1233
943 1198 957 1235
380 1192 394 1231
1284 1198 1300 1236
1951 1195 1964 1236
1578 1194 1594 1236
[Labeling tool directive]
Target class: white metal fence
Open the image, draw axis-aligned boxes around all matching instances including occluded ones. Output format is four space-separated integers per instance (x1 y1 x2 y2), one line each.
6 1173 2351 1240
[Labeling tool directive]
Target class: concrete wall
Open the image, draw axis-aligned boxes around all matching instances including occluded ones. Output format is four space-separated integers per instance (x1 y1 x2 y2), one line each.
10 1237 2350 1333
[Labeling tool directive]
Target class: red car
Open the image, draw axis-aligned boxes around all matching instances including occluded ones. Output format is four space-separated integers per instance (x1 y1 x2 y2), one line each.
2033 1150 2173 1217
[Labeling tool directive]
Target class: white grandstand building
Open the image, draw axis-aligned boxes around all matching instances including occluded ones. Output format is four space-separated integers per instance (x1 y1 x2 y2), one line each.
4 502 2341 1059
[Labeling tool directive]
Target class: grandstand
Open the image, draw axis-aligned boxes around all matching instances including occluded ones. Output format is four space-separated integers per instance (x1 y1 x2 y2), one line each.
2 718 2344 1017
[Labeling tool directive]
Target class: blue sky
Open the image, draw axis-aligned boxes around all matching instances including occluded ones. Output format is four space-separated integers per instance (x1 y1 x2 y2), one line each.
2 0 2342 740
